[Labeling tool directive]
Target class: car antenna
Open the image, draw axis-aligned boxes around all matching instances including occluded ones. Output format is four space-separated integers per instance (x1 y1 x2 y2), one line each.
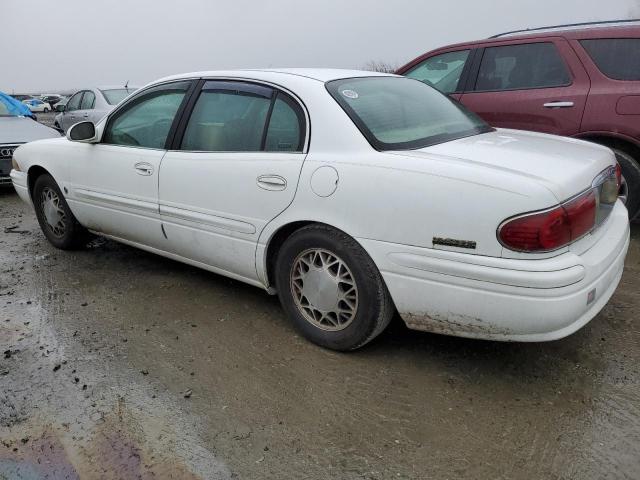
124 80 129 88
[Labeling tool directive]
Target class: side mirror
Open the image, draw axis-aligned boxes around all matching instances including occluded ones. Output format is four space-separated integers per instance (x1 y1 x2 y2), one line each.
67 121 97 143
56 104 65 112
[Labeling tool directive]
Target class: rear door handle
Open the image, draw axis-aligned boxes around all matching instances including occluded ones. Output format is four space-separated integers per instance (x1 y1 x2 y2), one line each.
257 175 287 191
134 162 154 176
543 101 574 108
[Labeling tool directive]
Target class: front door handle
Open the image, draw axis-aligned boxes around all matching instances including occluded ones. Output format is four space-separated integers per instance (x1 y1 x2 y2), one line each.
543 101 574 108
134 162 154 176
257 175 287 191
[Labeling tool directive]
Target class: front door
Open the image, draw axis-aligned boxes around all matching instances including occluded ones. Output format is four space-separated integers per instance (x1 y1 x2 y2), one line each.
159 80 308 283
67 81 193 249
60 91 84 132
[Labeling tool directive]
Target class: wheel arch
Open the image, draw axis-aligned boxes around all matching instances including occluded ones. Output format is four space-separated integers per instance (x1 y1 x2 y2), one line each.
574 132 640 160
263 220 367 291
27 165 52 201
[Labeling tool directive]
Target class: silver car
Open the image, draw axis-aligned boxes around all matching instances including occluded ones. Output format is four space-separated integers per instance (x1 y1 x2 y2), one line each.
54 86 137 133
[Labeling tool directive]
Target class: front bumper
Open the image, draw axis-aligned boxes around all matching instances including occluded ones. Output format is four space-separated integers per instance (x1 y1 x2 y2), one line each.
10 170 31 205
360 201 630 341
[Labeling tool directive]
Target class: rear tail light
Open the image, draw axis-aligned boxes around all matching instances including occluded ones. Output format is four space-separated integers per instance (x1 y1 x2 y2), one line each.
615 162 622 189
499 166 617 253
498 196 589 252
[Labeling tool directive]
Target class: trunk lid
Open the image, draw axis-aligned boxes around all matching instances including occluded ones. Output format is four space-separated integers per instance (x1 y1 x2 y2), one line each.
399 128 616 202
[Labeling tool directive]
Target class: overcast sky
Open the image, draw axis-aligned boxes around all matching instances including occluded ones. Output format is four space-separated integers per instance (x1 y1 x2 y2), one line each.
2 0 638 93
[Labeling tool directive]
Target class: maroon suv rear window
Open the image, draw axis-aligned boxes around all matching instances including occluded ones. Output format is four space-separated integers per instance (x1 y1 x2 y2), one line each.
581 38 640 81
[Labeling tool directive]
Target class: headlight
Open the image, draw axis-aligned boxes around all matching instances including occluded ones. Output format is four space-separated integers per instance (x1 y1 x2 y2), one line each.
11 156 21 172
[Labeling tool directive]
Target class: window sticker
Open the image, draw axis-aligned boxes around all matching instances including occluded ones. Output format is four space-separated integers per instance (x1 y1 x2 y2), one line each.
341 89 359 99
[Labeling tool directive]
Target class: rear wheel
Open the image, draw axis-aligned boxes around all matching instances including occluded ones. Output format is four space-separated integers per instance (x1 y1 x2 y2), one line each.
613 148 640 219
275 225 394 351
33 174 91 249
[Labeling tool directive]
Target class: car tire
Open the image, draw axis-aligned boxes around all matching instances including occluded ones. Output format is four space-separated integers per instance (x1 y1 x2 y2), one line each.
33 174 91 249
613 148 640 220
275 224 395 351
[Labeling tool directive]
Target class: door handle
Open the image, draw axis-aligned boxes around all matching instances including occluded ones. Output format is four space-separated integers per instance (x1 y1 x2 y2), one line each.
257 175 287 191
543 101 574 108
134 162 154 176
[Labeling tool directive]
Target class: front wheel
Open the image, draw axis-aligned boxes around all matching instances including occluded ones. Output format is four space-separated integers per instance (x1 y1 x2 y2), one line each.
33 174 91 249
613 149 640 219
275 225 394 351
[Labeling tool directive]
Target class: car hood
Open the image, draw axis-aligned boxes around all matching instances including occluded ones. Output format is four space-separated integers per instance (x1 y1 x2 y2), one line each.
0 116 61 144
397 129 615 202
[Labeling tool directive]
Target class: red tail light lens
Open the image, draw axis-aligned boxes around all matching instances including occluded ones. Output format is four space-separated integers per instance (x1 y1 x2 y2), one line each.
615 162 622 189
499 189 597 252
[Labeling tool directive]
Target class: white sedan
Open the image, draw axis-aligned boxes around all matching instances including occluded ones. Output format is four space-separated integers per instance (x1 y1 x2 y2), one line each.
10 69 630 350
22 98 52 113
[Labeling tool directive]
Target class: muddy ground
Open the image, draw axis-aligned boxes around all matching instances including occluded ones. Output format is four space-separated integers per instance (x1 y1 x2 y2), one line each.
1 187 639 479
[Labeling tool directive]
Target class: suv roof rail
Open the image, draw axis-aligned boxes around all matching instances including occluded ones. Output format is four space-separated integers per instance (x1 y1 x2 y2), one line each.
490 19 640 38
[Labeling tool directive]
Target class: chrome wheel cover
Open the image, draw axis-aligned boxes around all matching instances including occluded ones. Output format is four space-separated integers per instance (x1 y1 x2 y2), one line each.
290 248 358 331
40 187 67 238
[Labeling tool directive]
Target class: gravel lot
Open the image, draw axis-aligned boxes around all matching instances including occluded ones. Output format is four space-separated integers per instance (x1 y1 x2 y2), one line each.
1 174 639 477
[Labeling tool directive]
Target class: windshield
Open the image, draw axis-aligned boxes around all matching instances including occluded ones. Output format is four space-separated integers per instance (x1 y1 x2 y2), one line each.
100 88 137 105
326 77 491 150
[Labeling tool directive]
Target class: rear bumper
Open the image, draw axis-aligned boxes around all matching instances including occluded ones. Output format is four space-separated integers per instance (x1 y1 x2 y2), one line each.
360 201 630 341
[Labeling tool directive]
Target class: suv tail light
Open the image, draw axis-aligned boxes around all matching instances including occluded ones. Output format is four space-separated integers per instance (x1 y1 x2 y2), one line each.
499 166 617 253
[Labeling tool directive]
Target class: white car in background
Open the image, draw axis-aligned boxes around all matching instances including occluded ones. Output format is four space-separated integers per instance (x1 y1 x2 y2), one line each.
22 98 52 113
10 69 630 351
54 86 138 133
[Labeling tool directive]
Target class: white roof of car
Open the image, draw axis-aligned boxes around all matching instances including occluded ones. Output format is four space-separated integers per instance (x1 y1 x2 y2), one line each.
155 68 397 85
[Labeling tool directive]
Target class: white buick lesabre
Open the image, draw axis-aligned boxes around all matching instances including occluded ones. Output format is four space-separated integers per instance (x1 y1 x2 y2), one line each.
10 69 630 350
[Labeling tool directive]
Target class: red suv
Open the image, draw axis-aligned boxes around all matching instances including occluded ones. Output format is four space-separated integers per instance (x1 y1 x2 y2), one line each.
397 21 640 219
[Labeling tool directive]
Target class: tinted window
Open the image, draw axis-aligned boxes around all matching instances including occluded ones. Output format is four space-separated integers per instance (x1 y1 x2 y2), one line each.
581 38 640 81
181 82 272 152
80 91 95 110
103 81 190 149
405 50 470 94
264 95 304 152
327 77 491 150
475 42 570 91
66 92 82 112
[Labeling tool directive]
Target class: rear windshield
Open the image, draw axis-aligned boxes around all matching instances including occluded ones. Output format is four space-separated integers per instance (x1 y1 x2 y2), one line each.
581 38 640 81
326 77 491 150
100 88 137 105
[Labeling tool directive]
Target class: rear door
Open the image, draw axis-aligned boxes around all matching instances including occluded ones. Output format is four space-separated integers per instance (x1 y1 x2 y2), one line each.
459 38 590 135
159 80 308 283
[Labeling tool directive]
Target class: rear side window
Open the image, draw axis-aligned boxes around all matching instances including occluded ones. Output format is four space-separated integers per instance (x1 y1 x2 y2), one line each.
180 81 305 153
181 83 272 152
80 91 95 110
475 42 571 91
404 50 470 94
581 38 640 81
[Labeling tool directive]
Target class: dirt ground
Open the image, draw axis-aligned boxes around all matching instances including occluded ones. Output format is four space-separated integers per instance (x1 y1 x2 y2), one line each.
1 186 639 479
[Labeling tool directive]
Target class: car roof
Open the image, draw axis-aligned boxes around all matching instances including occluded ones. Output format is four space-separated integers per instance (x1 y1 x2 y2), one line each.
154 68 397 85
433 22 640 50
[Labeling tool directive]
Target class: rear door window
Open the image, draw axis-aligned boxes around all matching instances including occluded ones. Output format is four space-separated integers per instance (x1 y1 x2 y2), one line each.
404 50 470 94
581 38 640 80
80 91 95 110
474 42 571 91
